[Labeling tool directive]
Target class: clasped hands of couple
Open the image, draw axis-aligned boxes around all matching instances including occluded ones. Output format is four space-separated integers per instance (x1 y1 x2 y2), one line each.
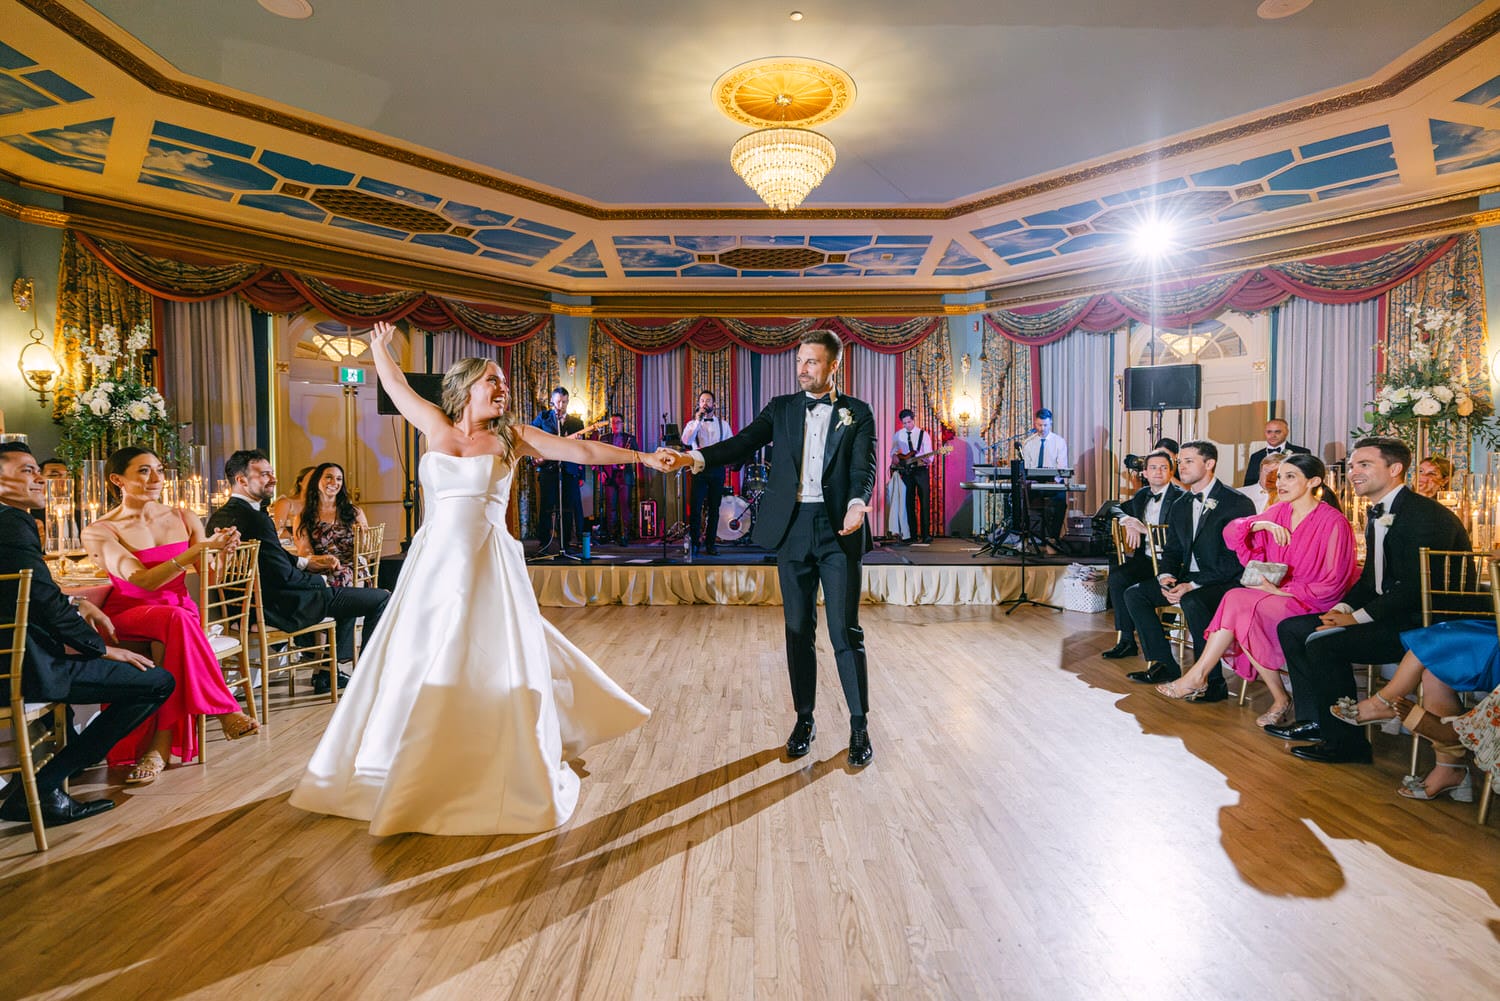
644 447 868 536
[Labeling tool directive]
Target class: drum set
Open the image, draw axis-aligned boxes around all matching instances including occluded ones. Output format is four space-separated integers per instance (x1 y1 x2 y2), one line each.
715 459 769 544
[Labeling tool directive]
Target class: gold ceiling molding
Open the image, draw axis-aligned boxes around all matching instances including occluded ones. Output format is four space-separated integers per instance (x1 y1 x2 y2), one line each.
0 193 69 227
712 58 855 129
18 0 1500 222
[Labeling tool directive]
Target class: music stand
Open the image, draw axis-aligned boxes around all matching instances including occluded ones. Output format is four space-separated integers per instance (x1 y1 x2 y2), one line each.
999 454 1062 615
659 416 686 563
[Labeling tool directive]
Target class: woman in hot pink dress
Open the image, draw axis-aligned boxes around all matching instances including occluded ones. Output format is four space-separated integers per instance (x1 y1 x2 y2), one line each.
81 446 258 784
1158 454 1358 726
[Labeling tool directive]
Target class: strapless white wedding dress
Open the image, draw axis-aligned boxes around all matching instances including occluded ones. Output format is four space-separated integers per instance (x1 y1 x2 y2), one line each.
289 452 650 836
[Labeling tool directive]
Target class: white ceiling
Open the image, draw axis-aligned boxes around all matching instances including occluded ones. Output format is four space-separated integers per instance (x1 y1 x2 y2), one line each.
87 0 1481 206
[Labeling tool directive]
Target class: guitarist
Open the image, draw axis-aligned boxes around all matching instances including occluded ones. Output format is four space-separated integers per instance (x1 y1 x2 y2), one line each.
682 390 733 556
891 409 935 543
531 386 586 552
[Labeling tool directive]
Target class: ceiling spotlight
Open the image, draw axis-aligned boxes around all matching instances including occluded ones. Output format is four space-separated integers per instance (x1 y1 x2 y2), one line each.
1131 219 1177 258
789 11 804 21
1257 0 1314 19
258 0 314 19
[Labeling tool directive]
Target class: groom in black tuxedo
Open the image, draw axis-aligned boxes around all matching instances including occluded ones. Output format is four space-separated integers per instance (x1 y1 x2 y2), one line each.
0 442 173 827
672 330 878 767
1123 440 1256 700
207 449 389 693
1270 437 1469 763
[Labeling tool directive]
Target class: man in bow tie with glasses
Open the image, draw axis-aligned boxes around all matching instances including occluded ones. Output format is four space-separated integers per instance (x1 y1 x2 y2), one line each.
1243 418 1310 487
657 330 878 768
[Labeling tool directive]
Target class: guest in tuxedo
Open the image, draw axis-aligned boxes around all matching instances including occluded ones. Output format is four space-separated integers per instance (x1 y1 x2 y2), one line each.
1270 437 1469 764
1102 451 1183 660
207 450 390 694
1242 418 1310 487
1413 455 1453 500
595 413 638 544
1122 440 1256 700
0 442 173 828
1020 408 1069 545
531 387 585 551
663 330 878 766
890 409 935 543
682 390 732 556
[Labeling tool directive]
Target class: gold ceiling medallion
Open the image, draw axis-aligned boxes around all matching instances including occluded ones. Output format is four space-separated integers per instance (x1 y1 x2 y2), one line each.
714 58 856 213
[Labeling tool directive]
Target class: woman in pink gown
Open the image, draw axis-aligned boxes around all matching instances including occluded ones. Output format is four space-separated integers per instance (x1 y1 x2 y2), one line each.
1158 454 1358 726
82 446 259 784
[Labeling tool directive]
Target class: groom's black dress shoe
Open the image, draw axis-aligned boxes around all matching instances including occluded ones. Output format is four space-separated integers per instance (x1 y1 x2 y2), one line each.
1126 662 1179 684
0 787 115 826
1101 639 1139 660
1264 720 1320 741
311 670 351 695
1289 741 1372 765
785 718 815 759
847 727 873 768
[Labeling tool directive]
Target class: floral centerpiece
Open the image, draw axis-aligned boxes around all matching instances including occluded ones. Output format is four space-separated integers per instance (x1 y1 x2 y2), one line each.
56 322 181 466
1357 304 1499 450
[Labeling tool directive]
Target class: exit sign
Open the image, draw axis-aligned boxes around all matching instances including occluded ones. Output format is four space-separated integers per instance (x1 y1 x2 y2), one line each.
339 367 366 385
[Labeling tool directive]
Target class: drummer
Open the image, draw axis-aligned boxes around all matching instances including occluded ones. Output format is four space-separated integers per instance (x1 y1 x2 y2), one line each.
682 389 733 556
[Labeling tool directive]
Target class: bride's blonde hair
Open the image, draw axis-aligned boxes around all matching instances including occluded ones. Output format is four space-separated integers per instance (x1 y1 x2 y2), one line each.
441 357 517 461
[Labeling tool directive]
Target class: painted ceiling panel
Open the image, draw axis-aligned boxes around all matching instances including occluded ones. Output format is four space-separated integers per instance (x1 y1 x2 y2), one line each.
2 117 111 175
1430 118 1500 175
551 240 606 278
239 192 328 223
1456 72 1500 107
1266 142 1398 190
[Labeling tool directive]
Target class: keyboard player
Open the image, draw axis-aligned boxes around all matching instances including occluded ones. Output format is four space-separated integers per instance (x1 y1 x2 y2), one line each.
1019 408 1069 546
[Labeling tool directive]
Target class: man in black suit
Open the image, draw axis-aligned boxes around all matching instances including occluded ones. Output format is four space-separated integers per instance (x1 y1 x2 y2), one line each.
207 450 389 694
1270 437 1470 764
531 387 585 551
0 442 173 827
1123 440 1256 701
1102 451 1184 659
1242 418 1310 487
664 330 878 767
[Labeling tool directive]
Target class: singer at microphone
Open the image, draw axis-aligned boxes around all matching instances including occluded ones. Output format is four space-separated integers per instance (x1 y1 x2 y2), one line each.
681 389 733 556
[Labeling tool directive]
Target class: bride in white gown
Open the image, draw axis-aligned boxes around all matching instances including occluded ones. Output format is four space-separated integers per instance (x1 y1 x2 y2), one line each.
290 322 670 836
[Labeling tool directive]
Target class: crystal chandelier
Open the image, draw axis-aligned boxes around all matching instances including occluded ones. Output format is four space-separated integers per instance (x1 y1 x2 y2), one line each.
729 127 836 213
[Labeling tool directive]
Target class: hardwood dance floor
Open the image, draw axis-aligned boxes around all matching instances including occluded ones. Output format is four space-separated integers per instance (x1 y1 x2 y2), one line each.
2 605 1497 1000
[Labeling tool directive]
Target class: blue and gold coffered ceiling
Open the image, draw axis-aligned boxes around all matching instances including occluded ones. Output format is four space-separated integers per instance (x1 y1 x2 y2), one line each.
2 1 1500 308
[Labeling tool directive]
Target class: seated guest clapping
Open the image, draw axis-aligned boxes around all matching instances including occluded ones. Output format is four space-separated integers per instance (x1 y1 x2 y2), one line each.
1156 455 1358 726
1122 441 1256 700
1326 615 1498 799
208 450 389 694
1102 452 1183 660
1270 437 1469 764
81 446 260 785
1412 455 1452 500
0 442 174 827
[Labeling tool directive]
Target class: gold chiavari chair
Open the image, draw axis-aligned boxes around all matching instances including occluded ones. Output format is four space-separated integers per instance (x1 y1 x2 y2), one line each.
0 570 67 852
250 569 339 721
1145 523 1191 666
352 523 385 589
1480 563 1500 826
194 541 261 753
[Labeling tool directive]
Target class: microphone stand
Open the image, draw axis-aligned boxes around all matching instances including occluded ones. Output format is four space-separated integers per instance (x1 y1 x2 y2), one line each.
529 407 581 564
1001 443 1061 616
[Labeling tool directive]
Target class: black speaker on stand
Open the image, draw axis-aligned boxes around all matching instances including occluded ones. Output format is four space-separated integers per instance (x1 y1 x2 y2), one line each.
1123 363 1202 445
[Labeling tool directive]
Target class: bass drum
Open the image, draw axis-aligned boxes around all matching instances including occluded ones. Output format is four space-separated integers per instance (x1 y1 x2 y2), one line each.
742 461 770 495
717 494 753 541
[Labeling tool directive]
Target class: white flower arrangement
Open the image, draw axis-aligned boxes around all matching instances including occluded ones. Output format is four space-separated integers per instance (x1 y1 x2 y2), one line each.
58 322 181 465
1359 304 1497 448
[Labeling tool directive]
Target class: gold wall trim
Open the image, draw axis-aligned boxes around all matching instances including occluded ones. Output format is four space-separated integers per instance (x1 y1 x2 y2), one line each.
0 194 69 227
20 0 1500 222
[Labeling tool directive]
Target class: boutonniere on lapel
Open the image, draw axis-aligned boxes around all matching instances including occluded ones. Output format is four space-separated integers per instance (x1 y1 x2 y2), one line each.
1202 497 1218 511
836 408 853 428
1376 512 1395 527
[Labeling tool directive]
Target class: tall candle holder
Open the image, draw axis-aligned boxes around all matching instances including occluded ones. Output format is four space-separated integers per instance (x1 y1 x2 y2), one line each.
78 459 106 530
44 476 80 555
183 444 210 518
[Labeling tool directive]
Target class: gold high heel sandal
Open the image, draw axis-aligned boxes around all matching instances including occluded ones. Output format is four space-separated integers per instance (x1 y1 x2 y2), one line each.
218 712 260 741
126 750 166 785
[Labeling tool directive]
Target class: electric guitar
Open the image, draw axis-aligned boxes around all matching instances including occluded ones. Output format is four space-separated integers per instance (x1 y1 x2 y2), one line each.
891 443 954 474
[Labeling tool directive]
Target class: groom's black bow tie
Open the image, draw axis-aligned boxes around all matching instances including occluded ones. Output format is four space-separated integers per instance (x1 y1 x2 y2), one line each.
804 394 833 410
1267 446 1284 454
1192 492 1207 504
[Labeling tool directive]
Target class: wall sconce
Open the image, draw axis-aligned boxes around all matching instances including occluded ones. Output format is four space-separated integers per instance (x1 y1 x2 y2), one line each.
955 393 976 436
13 278 60 406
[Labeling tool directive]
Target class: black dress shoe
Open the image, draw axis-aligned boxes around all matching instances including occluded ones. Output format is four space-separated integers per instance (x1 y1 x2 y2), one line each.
1101 639 1139 660
1188 686 1229 704
1264 720 1320 741
1289 741 1372 765
310 671 352 695
0 786 115 826
1126 662 1180 684
847 726 873 768
785 718 815 759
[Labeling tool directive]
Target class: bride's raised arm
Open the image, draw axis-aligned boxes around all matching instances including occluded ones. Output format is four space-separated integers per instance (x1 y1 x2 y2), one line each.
370 321 452 438
516 425 676 472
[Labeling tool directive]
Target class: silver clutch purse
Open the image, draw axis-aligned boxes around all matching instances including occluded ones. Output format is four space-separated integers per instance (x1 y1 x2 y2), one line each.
1240 560 1289 587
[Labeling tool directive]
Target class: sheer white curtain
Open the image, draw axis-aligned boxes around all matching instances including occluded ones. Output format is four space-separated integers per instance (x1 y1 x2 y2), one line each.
733 346 796 427
846 345 899 536
160 297 258 481
640 348 686 451
1039 329 1116 515
432 329 502 373
1274 297 1379 466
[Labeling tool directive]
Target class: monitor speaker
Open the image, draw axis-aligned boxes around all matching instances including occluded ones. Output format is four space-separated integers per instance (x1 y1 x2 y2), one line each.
1123 364 1202 411
376 373 445 415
